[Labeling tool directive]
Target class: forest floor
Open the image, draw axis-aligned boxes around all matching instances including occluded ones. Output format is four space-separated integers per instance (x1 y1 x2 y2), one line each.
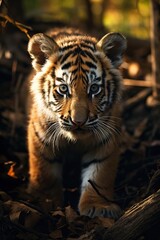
0 22 160 240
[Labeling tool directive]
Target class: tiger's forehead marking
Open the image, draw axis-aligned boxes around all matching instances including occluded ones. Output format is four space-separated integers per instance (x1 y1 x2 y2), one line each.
55 69 70 85
55 53 102 82
55 66 102 86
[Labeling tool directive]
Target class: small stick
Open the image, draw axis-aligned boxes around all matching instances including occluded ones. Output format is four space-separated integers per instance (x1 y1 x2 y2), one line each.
88 179 117 204
0 13 32 38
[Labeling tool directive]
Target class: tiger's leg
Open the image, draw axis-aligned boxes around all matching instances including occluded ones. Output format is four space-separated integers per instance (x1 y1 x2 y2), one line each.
27 120 63 208
79 147 121 224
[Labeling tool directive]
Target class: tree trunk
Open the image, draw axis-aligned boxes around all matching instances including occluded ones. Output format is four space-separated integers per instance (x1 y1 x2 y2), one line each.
147 0 160 106
102 189 160 240
84 0 94 29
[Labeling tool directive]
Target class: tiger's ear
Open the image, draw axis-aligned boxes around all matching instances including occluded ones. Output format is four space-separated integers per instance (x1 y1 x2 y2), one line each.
28 33 59 71
97 32 127 68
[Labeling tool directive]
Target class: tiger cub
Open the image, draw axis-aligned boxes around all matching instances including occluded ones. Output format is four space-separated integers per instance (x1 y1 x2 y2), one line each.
27 28 126 222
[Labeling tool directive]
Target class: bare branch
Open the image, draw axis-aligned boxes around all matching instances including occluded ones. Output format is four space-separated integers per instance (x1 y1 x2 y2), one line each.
0 13 32 39
102 189 160 240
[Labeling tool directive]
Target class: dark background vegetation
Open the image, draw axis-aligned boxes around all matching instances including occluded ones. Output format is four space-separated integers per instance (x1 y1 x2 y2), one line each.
0 0 160 239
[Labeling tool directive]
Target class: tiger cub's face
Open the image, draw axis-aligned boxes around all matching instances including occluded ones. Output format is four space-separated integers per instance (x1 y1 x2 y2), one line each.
28 32 126 141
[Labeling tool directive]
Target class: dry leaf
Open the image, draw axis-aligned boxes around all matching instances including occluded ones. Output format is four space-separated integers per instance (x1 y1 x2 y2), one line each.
4 200 42 228
7 162 18 178
65 205 78 223
23 210 42 228
52 208 65 218
9 210 22 223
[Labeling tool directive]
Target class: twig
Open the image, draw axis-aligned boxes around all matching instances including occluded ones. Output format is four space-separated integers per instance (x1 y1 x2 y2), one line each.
0 13 32 38
88 179 117 204
123 78 160 88
124 88 152 110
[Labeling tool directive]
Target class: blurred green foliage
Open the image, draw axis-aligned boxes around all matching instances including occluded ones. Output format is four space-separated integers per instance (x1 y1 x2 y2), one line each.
23 0 150 39
103 0 150 38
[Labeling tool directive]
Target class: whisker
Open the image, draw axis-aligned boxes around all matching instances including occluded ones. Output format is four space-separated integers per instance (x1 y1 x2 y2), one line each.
92 127 104 144
96 116 122 146
43 121 63 151
99 121 121 137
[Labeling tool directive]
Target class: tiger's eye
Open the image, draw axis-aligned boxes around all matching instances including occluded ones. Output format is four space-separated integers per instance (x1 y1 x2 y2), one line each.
58 84 69 94
90 84 100 94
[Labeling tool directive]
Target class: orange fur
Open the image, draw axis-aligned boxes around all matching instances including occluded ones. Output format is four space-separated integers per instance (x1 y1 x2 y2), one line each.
27 28 126 225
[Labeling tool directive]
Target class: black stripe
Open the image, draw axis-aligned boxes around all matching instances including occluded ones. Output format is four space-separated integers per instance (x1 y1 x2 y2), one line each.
41 89 46 103
47 79 51 103
71 68 78 76
32 121 47 145
75 55 85 64
82 75 89 85
70 74 77 84
81 42 96 51
53 91 61 102
82 153 112 169
74 46 82 55
49 101 57 106
62 62 72 69
82 49 97 63
60 50 74 64
85 61 97 69
60 45 76 51
107 70 121 105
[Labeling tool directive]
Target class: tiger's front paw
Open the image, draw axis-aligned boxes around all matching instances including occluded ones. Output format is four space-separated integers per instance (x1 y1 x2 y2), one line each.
79 203 122 224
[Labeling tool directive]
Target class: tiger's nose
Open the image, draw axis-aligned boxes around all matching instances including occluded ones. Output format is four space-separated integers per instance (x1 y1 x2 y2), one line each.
71 119 86 127
70 101 88 127
70 112 88 127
